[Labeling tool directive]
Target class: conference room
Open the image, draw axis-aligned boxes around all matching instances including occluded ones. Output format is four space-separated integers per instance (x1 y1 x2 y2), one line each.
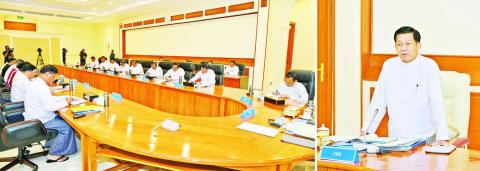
317 0 480 170
0 0 317 171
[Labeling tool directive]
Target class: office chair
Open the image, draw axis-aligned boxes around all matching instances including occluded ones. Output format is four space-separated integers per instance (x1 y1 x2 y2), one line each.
141 60 154 73
440 71 471 148
209 64 224 86
179 62 194 81
158 61 173 75
288 70 316 101
0 108 57 171
236 63 245 76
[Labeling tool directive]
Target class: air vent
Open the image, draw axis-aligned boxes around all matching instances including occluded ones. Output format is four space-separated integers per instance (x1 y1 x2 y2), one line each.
0 8 22 13
55 14 83 20
24 10 54 16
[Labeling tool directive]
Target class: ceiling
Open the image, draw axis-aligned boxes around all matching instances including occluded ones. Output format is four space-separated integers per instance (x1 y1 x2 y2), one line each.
0 0 232 22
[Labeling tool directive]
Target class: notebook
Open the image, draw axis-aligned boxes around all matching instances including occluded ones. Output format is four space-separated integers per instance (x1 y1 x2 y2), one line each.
70 105 102 115
237 122 279 137
425 145 456 154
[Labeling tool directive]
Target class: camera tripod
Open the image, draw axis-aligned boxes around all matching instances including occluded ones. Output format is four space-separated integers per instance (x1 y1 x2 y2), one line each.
36 53 44 67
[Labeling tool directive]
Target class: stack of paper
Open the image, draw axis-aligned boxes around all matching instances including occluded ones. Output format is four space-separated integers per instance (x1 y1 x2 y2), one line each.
237 122 279 137
70 105 102 115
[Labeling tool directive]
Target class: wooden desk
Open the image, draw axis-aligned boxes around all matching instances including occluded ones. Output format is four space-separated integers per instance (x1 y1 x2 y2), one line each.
55 65 314 170
224 75 249 90
317 146 480 171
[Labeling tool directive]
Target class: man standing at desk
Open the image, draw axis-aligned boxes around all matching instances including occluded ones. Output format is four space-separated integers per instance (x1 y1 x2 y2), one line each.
189 63 215 86
164 62 185 83
23 65 77 162
79 49 87 66
361 26 449 145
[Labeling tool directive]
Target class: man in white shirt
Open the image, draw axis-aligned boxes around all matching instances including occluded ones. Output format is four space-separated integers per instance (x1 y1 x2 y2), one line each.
4 59 23 88
118 60 130 74
107 58 120 71
164 62 185 83
98 56 110 70
274 72 309 106
129 60 144 75
146 62 163 78
88 56 99 68
11 62 36 102
189 64 216 86
361 26 449 145
23 65 77 162
224 60 240 76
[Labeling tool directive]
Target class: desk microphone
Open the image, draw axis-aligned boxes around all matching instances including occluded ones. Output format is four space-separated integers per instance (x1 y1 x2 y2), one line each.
365 109 379 134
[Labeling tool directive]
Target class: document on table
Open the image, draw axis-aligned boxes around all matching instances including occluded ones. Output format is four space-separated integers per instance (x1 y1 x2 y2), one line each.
237 122 279 137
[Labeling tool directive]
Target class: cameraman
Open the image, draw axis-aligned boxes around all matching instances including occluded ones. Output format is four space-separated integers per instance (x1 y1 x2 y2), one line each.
2 46 14 63
79 49 87 66
62 48 68 65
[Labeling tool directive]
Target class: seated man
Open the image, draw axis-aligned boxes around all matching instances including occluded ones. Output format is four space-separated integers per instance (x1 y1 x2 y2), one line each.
163 62 185 83
224 60 240 76
11 62 36 102
1 57 16 77
146 62 163 78
189 63 215 86
107 58 120 71
118 60 130 74
98 56 110 70
87 56 99 68
4 59 23 88
273 72 309 106
23 65 77 163
129 60 144 75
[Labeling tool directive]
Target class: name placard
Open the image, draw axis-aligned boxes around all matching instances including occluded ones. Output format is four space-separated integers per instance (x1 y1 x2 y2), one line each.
320 146 359 163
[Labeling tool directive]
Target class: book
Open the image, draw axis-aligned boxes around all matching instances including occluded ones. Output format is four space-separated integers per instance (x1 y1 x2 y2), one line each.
70 105 102 115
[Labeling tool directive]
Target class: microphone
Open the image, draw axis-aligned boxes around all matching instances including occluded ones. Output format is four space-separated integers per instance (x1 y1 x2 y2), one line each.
365 108 379 134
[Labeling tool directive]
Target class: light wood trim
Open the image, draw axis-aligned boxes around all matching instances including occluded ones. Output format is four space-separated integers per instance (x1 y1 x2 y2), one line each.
285 22 295 74
4 21 36 31
132 21 142 27
143 19 154 25
228 2 255 12
124 55 255 67
186 11 203 19
318 0 336 132
171 14 185 21
205 7 227 16
155 17 165 23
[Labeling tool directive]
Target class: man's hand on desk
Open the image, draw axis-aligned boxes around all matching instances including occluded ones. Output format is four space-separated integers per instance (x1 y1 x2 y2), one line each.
360 131 367 136
58 107 69 115
66 97 73 105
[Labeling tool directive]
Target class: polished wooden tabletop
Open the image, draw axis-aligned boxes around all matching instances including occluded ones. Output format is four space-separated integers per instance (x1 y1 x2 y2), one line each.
318 146 480 171
54 66 314 169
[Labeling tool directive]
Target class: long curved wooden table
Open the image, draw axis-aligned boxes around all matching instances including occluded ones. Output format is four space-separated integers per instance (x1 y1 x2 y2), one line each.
54 65 314 170
317 146 480 171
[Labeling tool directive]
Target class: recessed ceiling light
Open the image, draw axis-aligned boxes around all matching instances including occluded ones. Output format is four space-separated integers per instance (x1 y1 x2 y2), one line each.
108 2 113 5
93 7 98 10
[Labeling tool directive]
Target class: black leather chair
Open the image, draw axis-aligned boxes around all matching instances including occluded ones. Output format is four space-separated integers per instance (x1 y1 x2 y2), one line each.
158 61 173 75
0 107 57 170
236 63 245 76
288 70 316 101
179 62 194 81
209 64 224 86
141 60 154 73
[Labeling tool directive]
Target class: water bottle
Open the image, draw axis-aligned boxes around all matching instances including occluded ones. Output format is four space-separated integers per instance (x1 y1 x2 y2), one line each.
248 86 253 97
104 92 109 107
179 76 183 83
69 80 74 97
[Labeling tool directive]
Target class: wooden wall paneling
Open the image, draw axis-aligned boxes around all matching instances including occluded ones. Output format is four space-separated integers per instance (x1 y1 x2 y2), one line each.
205 7 227 16
155 18 165 23
186 11 203 19
143 19 155 25
123 23 133 28
228 2 255 12
4 21 36 31
133 21 142 27
171 14 185 21
261 0 268 7
124 55 255 67
468 93 480 150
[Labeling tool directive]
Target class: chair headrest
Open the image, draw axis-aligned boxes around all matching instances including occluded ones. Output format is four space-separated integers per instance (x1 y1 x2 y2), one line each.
158 61 173 69
179 62 194 71
289 70 314 83
209 64 224 74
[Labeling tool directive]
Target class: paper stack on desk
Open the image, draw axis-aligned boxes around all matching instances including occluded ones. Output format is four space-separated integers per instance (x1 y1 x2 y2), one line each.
376 138 425 151
237 122 279 137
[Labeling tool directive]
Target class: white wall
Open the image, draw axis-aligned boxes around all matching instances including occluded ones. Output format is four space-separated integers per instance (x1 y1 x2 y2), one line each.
373 0 480 55
335 0 361 135
290 0 317 71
